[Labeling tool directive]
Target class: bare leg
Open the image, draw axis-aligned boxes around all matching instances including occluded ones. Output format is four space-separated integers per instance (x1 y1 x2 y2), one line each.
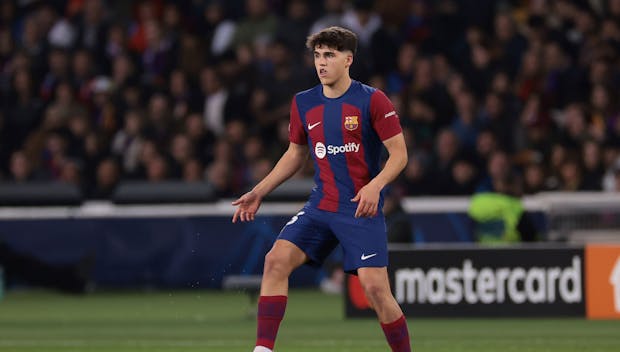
254 239 307 351
260 239 307 296
358 267 411 351
357 267 403 322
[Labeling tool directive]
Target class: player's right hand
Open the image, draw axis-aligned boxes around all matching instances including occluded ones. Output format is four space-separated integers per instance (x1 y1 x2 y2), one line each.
231 190 262 223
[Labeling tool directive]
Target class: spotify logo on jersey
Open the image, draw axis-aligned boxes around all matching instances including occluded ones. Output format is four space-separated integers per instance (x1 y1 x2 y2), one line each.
315 142 326 159
315 142 360 159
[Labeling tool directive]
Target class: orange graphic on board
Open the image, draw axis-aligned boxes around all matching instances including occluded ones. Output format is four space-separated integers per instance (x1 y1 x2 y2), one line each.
585 244 620 319
348 274 371 310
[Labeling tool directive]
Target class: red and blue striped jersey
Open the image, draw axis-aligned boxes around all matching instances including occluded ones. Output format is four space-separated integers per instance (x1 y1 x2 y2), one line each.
289 80 402 214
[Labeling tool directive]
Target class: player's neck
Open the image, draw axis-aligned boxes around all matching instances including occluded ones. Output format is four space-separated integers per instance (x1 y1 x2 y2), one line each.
322 75 352 99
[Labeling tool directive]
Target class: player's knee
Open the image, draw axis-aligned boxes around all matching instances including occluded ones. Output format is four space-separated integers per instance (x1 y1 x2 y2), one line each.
360 280 388 305
263 250 294 278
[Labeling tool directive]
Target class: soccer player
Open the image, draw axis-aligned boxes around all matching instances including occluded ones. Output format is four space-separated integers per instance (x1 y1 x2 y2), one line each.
232 26 411 352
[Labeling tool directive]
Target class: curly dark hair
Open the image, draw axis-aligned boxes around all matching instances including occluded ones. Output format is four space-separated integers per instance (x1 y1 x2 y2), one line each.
306 26 357 55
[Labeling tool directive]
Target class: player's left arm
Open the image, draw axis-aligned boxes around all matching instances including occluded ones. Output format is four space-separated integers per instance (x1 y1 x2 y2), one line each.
352 133 407 218
352 89 407 218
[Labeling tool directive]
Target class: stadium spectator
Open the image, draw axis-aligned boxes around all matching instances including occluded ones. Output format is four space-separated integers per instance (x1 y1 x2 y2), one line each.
168 133 194 179
143 92 172 144
310 0 345 37
183 158 205 183
111 109 145 176
8 150 37 183
104 23 129 70
232 0 278 48
473 129 499 171
141 20 174 88
522 161 548 195
65 111 92 161
89 157 120 199
59 158 82 187
468 173 538 244
73 0 109 60
383 187 413 243
82 132 107 189
450 89 480 153
5 68 43 156
200 66 231 137
385 42 416 95
401 153 431 196
145 154 169 182
477 149 513 193
428 128 460 194
275 0 313 57
581 140 604 190
128 0 161 54
110 54 137 93
206 159 233 197
342 0 381 47
201 0 236 58
494 12 527 78
449 158 479 195
183 112 216 165
557 156 585 191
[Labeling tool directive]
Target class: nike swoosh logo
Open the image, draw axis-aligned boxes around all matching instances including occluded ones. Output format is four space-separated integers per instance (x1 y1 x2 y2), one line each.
384 111 396 118
361 253 377 260
308 121 321 130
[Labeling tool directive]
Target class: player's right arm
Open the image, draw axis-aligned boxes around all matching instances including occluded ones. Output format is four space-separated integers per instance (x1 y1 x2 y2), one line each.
232 142 309 223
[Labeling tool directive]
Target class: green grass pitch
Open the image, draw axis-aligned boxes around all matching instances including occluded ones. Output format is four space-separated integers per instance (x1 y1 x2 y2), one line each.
0 289 619 351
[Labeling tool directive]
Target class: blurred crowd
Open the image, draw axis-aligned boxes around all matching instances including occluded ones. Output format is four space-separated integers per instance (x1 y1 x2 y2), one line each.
1 0 620 200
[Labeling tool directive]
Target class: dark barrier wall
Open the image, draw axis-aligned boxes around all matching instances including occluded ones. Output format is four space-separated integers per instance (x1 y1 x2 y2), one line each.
0 216 324 288
0 210 545 289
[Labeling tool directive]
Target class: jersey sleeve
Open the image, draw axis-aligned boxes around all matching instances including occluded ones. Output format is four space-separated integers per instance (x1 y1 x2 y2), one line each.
288 95 307 145
370 90 402 141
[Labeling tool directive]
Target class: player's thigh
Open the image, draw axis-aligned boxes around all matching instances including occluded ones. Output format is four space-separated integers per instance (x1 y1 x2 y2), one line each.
278 208 338 267
331 214 388 273
267 239 310 270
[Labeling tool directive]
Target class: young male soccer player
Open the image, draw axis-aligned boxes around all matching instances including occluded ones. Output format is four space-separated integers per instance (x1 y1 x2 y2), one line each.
232 26 411 352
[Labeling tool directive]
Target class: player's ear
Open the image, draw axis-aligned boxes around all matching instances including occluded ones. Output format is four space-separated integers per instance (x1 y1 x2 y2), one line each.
345 53 353 68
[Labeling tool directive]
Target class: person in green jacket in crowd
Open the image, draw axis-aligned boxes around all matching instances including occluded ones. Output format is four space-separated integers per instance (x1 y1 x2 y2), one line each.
468 173 538 244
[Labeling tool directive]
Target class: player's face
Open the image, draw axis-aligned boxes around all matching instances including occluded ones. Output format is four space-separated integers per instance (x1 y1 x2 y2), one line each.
313 45 352 86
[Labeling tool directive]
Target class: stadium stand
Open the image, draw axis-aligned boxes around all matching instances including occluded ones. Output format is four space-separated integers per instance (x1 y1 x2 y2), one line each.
1 0 620 205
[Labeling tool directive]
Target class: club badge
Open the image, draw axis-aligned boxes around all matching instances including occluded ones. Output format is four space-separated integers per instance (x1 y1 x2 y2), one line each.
344 116 359 131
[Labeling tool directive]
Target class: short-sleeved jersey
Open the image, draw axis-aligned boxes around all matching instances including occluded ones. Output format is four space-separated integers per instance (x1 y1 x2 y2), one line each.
289 80 402 214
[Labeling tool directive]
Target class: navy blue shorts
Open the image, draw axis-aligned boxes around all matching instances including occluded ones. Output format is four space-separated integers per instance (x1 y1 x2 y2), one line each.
278 205 388 273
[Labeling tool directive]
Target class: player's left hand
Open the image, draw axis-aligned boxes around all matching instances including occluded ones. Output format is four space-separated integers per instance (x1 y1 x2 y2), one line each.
351 182 382 218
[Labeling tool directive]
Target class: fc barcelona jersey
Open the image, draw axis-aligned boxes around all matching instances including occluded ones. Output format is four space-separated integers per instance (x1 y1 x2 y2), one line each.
289 80 402 214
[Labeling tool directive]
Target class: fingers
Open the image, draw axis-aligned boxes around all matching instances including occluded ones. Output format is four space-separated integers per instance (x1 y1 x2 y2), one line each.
233 208 256 222
351 192 360 202
232 195 246 206
354 200 377 218
232 193 259 222
232 208 240 223
242 211 255 222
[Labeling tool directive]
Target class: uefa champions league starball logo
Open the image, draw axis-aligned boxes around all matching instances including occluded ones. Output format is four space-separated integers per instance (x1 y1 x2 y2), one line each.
315 142 326 159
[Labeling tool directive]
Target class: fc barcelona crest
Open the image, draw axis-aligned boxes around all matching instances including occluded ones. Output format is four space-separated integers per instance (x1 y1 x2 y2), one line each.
344 116 359 131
